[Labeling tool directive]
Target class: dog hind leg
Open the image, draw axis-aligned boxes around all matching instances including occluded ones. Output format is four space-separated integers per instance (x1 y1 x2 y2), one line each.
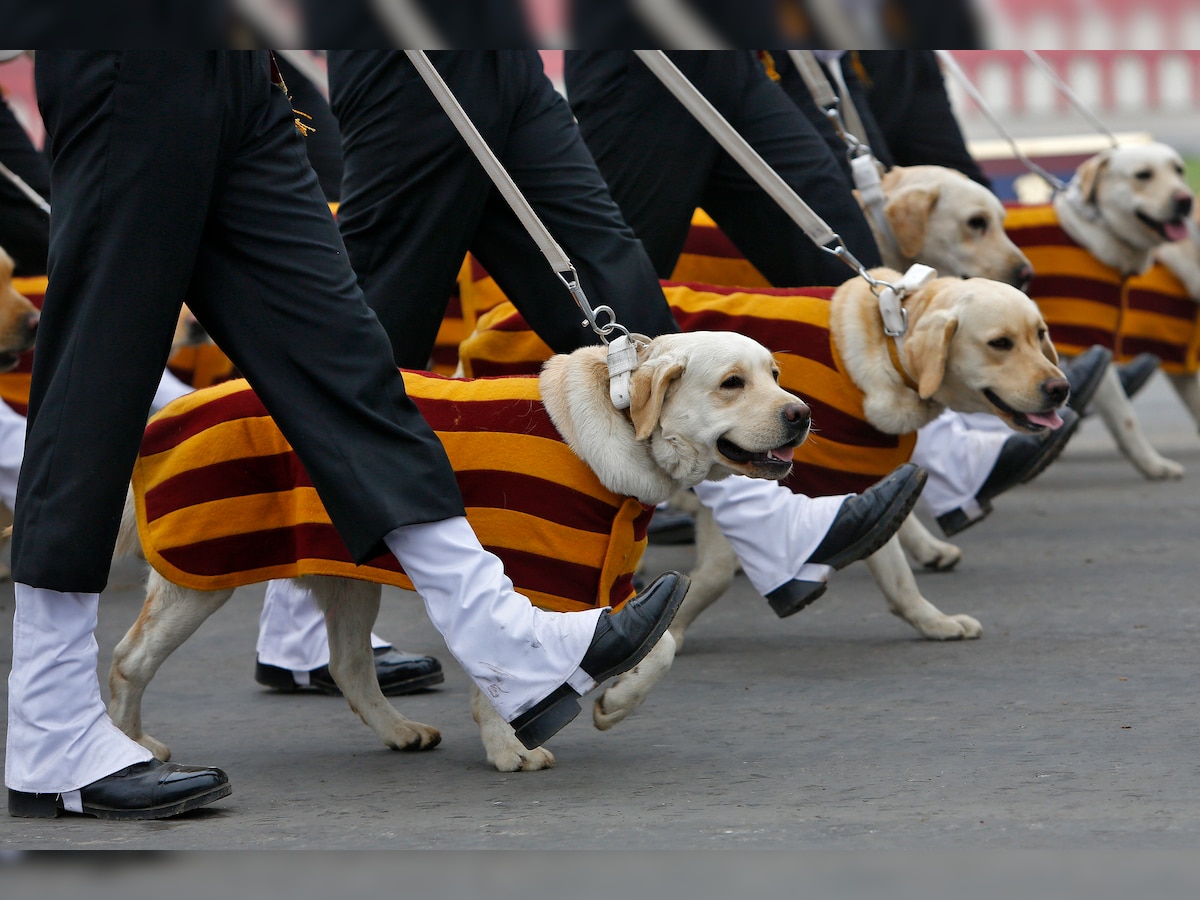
108 573 235 761
863 536 982 639
310 576 441 752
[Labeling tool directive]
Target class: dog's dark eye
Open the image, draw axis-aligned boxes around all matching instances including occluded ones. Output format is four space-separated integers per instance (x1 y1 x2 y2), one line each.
1135 169 1154 181
988 337 1014 351
1176 163 1186 176
721 375 745 390
1037 327 1047 341
967 214 988 233
771 369 780 383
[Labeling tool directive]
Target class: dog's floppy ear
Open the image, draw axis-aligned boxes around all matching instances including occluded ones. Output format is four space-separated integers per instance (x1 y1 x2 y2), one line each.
1039 322 1059 365
629 355 685 441
902 308 958 399
884 185 940 259
1075 150 1111 206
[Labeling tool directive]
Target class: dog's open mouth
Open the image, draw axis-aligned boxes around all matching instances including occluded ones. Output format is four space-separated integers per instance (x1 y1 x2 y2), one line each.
1136 210 1189 242
717 436 797 475
984 388 1063 433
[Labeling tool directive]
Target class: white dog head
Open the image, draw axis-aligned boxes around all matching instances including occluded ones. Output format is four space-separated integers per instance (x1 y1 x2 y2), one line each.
1060 142 1194 273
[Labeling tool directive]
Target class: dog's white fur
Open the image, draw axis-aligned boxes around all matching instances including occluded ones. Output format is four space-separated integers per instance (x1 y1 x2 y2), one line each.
108 331 812 772
1053 142 1194 480
596 269 1072 731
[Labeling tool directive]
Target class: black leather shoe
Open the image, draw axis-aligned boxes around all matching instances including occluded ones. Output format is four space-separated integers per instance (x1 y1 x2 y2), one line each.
647 508 696 545
766 463 927 618
8 759 230 820
1070 345 1113 415
1063 344 1113 413
256 646 444 697
510 570 690 750
1117 352 1160 400
936 406 1081 537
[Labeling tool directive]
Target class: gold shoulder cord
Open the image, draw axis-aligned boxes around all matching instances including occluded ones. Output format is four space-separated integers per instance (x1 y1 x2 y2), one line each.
268 53 315 137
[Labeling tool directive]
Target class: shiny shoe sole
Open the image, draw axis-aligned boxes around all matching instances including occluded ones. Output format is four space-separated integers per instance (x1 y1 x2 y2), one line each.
816 466 928 571
765 579 828 618
9 782 232 820
510 573 691 750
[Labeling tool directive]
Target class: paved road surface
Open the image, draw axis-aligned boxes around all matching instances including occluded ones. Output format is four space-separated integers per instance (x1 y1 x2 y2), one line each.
3 374 1200 854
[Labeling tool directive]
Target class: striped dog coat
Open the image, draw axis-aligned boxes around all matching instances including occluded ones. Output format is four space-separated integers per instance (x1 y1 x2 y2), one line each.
460 282 917 498
133 372 653 614
0 276 237 415
1005 203 1200 373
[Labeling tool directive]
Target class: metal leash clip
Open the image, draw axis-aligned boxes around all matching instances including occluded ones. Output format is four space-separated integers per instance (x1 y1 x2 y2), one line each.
876 264 937 338
557 266 643 410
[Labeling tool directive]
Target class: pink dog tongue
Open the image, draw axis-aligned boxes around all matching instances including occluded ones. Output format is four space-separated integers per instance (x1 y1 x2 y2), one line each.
1166 220 1190 242
1026 410 1064 430
769 445 795 462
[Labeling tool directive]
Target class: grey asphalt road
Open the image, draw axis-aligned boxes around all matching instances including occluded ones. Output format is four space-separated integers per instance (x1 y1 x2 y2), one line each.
3 373 1200 854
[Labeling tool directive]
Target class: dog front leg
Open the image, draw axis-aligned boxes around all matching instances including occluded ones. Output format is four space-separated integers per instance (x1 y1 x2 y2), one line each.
1166 371 1200 432
666 493 739 651
864 536 982 639
109 574 235 761
592 632 677 730
312 576 441 752
897 512 962 571
1093 363 1184 479
470 685 556 772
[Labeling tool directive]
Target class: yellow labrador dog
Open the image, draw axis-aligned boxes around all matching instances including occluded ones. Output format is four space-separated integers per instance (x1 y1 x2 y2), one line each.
1020 142 1194 480
595 269 1070 730
864 164 1033 289
107 331 811 772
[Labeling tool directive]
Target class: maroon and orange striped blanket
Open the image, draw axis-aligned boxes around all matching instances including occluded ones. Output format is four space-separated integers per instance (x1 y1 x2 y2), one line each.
133 371 653 614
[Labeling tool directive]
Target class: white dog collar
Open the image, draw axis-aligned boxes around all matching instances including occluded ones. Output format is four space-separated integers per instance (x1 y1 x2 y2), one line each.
607 334 640 410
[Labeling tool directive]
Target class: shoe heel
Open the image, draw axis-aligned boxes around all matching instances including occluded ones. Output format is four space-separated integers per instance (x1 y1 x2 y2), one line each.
8 789 61 818
510 685 582 750
766 580 827 618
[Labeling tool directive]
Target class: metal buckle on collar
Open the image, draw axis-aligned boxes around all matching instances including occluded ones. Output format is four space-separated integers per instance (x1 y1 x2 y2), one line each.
876 264 937 339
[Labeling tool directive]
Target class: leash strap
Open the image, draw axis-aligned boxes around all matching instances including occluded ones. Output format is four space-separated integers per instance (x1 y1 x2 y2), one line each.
634 51 845 263
786 50 901 263
1022 50 1119 148
634 50 931 339
934 50 1068 193
0 161 50 215
403 50 639 409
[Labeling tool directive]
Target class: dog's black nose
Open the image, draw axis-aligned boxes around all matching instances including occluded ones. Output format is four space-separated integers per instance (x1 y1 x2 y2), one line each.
1175 192 1193 218
783 401 810 433
1042 377 1070 405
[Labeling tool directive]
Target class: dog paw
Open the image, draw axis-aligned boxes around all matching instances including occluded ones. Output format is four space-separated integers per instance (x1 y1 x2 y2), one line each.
383 722 442 752
488 744 556 773
136 733 172 762
1141 457 1185 480
917 542 963 571
915 613 983 640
